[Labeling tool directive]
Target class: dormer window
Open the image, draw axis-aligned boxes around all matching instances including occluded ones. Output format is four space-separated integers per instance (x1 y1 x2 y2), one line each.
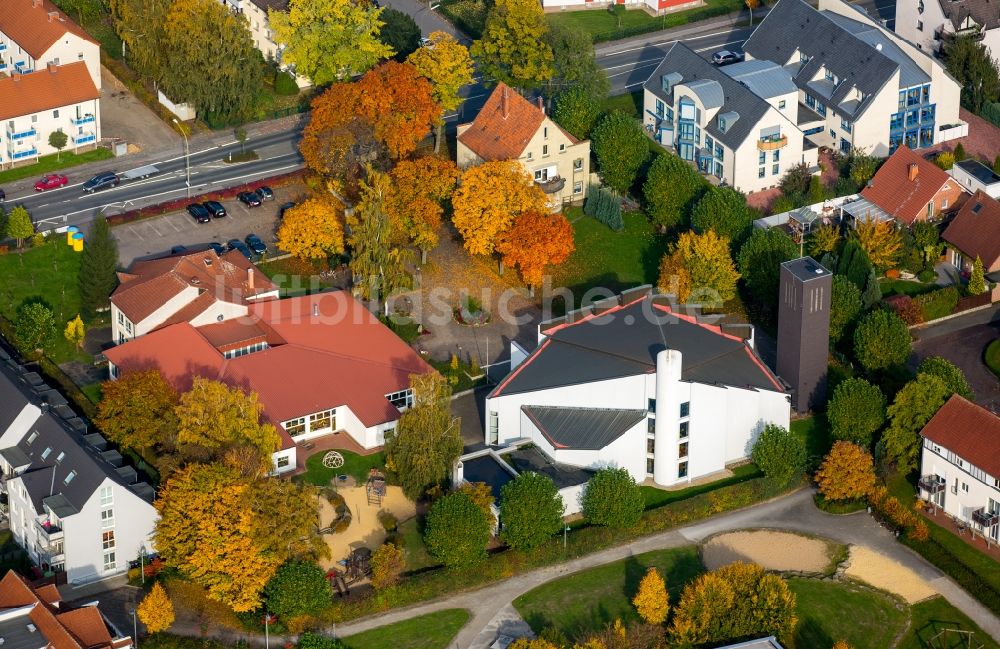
719 116 727 132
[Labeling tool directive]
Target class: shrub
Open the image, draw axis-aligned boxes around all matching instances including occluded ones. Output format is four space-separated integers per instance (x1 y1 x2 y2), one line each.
915 286 959 321
378 511 398 532
274 71 299 96
584 184 624 231
296 632 348 649
934 151 955 170
815 441 876 502
264 561 332 621
499 472 564 550
424 492 491 568
917 268 937 282
333 516 351 533
770 194 798 215
826 378 886 448
751 424 807 488
853 309 911 372
917 356 975 400
370 543 405 590
885 268 900 280
884 294 924 325
582 467 646 528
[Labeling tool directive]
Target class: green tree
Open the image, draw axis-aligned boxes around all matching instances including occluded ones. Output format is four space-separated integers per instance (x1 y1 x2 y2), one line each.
968 255 986 295
830 275 863 343
271 0 391 86
658 230 740 305
348 170 413 308
472 0 554 90
96 369 179 457
108 0 170 79
861 269 882 309
691 186 755 250
384 373 463 500
591 111 649 194
993 154 1000 175
807 175 826 204
48 131 68 162
552 86 602 140
849 151 879 186
78 216 119 320
407 32 474 153
779 163 812 197
751 424 807 487
827 378 886 448
14 301 56 353
943 35 1000 112
643 152 706 231
581 467 644 529
263 561 332 620
882 374 950 473
737 227 798 316
917 356 975 400
543 21 609 101
911 221 942 266
296 633 348 649
853 309 911 372
499 472 564 550
424 492 491 568
836 240 873 292
160 0 264 124
380 8 420 61
5 205 34 248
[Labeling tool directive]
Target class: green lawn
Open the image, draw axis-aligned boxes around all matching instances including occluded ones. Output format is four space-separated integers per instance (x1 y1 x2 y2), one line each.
397 515 437 572
0 148 114 185
341 609 470 649
513 546 702 639
985 338 1000 379
787 578 905 649
899 596 1000 649
300 449 387 486
790 414 832 471
601 91 644 119
640 463 762 510
547 0 744 42
80 382 103 405
550 209 667 310
257 257 338 297
880 278 939 298
0 240 92 364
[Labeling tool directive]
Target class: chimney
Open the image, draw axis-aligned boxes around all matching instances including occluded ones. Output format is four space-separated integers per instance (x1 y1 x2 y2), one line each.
312 303 319 317
47 62 56 74
536 96 544 114
247 267 254 291
908 163 919 182
48 10 58 21
501 86 509 119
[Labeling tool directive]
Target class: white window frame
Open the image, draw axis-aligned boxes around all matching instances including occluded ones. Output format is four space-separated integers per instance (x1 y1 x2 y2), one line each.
99 486 113 507
100 508 114 529
103 551 116 571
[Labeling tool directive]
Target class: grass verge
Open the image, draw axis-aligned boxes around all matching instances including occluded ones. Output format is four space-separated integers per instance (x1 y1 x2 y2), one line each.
300 450 387 486
341 609 470 649
0 148 114 185
899 596 1000 649
398 516 437 572
787 577 905 648
985 338 1000 379
790 414 832 471
641 463 762 509
547 0 744 43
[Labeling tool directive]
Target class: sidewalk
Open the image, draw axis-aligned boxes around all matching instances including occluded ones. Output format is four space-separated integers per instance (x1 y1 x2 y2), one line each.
594 8 766 57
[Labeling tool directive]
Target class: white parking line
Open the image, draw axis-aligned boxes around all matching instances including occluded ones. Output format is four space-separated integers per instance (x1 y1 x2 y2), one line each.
607 61 661 79
127 224 145 241
164 218 183 233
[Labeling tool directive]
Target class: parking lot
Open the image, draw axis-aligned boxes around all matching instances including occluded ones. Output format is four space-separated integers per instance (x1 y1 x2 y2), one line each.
112 183 305 265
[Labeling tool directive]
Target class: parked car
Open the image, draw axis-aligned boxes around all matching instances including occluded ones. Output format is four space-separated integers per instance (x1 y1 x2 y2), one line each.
245 233 267 256
711 50 743 66
419 36 433 48
238 191 262 207
34 174 68 191
0 188 6 202
187 203 212 223
203 200 227 218
170 245 188 255
83 171 119 193
255 186 274 201
278 201 296 219
227 238 253 260
208 242 226 256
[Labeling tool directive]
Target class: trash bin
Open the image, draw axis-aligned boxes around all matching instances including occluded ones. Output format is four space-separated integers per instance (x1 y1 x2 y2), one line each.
66 226 79 246
72 232 84 252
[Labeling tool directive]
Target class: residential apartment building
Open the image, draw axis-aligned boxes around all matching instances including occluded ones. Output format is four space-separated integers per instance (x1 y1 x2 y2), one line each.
0 352 157 586
220 0 309 87
859 145 966 224
109 248 279 345
484 288 790 489
0 0 100 87
104 290 434 474
895 0 1000 58
457 83 590 212
918 394 1000 543
0 570 134 649
643 0 965 191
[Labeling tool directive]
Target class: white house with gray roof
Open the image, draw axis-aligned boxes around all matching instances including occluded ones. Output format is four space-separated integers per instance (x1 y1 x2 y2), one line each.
0 348 157 586
895 0 1000 59
483 288 790 489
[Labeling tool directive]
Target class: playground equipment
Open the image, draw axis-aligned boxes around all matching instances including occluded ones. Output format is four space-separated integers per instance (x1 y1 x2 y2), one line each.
366 469 386 506
322 450 345 469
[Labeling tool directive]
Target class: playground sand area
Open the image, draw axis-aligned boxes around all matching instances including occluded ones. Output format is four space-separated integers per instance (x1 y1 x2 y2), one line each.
702 530 832 573
843 545 936 603
317 485 416 569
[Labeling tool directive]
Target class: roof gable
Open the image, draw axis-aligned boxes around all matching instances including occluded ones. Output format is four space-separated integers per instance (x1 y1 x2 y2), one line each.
921 394 1000 477
860 146 953 224
943 190 1000 266
0 62 99 122
457 82 546 161
0 0 95 59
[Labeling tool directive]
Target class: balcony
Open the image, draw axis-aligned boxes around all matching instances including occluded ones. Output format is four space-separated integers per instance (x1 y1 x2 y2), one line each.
918 475 946 494
757 135 788 151
71 114 95 126
72 133 96 145
535 176 566 194
35 520 63 542
972 508 999 528
10 148 37 160
8 128 36 140
0 43 6 51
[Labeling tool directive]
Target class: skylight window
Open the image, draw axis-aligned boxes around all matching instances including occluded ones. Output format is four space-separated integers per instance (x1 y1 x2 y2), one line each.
40 448 51 460
26 431 38 444
63 470 76 485
56 451 65 463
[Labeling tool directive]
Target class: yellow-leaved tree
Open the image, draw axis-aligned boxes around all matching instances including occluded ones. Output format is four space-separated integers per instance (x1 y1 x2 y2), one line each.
388 156 460 261
174 377 280 468
63 315 85 351
407 32 474 153
508 640 560 649
136 582 174 633
452 161 549 257
632 567 669 625
815 440 877 502
370 543 405 590
276 197 346 261
657 230 740 305
832 641 854 649
853 215 902 271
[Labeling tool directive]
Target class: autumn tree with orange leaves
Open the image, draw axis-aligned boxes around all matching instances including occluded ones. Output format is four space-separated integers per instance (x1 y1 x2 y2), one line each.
355 61 438 159
815 440 877 502
388 156 460 261
496 212 574 294
452 160 549 258
276 197 346 262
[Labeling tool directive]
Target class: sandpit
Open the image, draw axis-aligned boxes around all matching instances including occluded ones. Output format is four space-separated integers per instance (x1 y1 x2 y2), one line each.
843 546 936 603
316 485 416 570
702 530 832 573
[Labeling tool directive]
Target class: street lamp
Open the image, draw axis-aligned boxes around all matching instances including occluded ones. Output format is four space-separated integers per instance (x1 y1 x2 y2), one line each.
129 608 138 649
172 118 191 198
121 31 145 60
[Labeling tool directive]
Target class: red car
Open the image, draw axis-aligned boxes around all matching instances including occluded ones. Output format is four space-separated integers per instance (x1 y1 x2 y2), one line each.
34 174 68 191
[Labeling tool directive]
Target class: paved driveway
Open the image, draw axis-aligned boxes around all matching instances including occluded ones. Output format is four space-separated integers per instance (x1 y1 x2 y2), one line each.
99 66 178 157
912 321 1000 413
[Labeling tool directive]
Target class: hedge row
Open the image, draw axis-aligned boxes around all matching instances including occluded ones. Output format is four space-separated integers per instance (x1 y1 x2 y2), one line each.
902 535 1000 616
327 476 789 622
914 286 960 321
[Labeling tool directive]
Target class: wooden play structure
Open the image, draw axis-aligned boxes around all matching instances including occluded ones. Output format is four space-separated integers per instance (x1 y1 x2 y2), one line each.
366 469 387 507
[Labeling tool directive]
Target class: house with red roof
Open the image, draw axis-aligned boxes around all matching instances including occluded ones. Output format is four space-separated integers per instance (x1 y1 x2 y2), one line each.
471 288 789 512
109 248 279 345
104 291 434 474
858 146 967 225
943 190 1000 277
918 394 1000 541
456 83 590 212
